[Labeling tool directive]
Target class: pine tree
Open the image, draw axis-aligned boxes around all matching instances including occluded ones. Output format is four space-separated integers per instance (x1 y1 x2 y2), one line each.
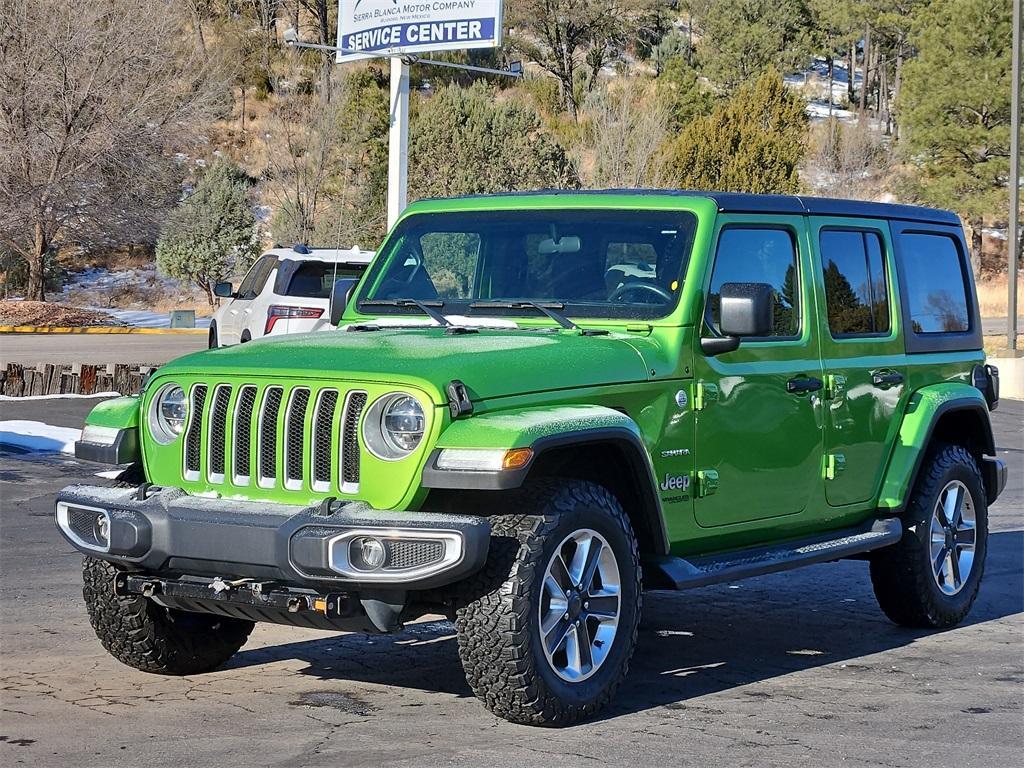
656 57 714 132
156 162 260 306
699 0 813 92
898 0 1013 270
408 83 576 199
664 70 809 193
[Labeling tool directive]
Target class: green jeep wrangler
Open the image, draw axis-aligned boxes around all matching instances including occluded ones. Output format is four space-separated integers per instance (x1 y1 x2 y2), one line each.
57 191 1006 726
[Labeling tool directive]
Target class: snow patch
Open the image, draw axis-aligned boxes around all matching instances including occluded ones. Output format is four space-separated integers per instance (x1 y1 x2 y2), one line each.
0 391 120 402
95 307 211 329
0 420 81 454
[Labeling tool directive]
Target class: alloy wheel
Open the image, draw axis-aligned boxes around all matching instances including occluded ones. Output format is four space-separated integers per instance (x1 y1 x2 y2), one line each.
538 528 621 682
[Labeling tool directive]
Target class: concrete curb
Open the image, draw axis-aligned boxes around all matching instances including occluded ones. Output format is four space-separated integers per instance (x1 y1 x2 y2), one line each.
0 326 206 335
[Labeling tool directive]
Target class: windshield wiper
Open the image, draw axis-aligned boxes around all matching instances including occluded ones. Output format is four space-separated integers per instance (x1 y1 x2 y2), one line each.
469 300 579 330
359 298 451 327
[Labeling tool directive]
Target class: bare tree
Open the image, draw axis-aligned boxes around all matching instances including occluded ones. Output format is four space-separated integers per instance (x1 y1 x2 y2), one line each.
508 1 655 120
0 0 227 300
578 83 668 188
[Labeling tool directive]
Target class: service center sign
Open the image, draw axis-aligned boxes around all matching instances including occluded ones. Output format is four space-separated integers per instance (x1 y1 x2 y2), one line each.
336 0 504 62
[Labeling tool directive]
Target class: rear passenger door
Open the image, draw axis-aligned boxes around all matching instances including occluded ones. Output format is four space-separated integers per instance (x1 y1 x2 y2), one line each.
811 219 906 507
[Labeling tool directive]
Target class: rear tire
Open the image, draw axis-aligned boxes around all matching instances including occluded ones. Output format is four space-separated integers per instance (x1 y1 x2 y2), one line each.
240 330 251 344
82 557 253 675
454 480 641 726
870 444 988 628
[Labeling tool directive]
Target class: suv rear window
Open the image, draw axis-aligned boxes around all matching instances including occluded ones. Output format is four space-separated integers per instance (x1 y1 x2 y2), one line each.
898 233 970 334
276 260 366 299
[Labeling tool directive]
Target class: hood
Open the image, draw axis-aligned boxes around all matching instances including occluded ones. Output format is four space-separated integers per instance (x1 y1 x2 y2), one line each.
157 327 655 404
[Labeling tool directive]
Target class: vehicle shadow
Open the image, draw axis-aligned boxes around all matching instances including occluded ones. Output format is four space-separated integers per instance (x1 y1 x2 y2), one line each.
226 529 1022 716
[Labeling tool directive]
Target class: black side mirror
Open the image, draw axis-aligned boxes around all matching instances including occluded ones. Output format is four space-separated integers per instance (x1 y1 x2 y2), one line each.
701 282 775 356
213 282 234 299
329 278 358 326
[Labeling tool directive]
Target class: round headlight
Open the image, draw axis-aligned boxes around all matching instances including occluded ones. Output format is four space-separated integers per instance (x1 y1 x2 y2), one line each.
150 384 188 444
383 395 425 452
363 392 425 460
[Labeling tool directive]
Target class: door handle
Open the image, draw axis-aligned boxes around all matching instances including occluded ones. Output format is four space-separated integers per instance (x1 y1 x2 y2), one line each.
872 371 904 388
786 376 823 394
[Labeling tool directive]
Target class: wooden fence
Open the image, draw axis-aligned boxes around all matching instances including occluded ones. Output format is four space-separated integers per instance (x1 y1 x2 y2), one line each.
1 363 157 397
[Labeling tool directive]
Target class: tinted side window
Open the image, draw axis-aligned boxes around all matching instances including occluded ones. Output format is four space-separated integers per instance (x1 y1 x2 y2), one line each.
708 228 799 337
237 256 273 299
250 257 277 297
820 230 890 336
899 233 970 333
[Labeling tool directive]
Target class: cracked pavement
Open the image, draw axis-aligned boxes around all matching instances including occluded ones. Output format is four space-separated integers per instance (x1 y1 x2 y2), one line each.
1 398 1021 767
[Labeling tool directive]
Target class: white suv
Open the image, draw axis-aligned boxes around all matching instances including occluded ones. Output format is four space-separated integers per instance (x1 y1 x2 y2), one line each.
209 245 374 348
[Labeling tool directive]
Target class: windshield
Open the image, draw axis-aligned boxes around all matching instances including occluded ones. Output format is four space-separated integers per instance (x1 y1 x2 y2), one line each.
355 209 697 321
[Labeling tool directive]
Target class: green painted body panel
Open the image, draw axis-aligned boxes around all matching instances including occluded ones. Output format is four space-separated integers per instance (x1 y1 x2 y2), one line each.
434 404 640 450
77 191 992 562
84 396 140 429
876 383 988 512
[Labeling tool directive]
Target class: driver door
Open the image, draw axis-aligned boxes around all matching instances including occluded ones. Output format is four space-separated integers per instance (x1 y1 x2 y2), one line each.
692 218 825 527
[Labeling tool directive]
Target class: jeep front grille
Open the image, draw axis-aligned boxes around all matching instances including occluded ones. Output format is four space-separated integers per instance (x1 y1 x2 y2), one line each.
179 383 367 494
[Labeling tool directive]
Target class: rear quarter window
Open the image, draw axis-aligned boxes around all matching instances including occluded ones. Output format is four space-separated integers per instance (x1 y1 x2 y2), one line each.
892 223 981 354
899 233 970 333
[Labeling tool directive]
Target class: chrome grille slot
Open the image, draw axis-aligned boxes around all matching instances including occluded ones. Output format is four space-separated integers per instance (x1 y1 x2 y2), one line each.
311 389 339 492
232 385 257 485
341 391 368 492
284 388 311 490
184 385 208 481
207 385 232 483
258 387 284 488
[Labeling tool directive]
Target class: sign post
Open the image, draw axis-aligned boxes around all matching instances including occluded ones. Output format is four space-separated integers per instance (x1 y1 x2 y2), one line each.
335 1 507 228
387 58 410 227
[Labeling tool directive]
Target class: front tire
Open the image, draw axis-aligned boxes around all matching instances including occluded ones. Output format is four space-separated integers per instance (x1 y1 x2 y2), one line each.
454 480 641 726
870 444 988 628
82 557 254 675
208 322 219 349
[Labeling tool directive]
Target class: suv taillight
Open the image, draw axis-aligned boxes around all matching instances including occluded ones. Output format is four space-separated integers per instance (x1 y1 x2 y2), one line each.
265 305 323 335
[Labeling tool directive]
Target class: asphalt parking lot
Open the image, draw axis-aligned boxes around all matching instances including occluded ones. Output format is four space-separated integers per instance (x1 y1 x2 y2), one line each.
0 398 1021 768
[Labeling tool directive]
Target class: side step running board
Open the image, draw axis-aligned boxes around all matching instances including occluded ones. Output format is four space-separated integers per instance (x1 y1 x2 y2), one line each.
645 518 903 591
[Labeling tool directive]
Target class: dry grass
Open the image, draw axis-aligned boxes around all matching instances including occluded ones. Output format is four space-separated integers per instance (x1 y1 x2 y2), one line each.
0 300 123 326
976 275 1024 318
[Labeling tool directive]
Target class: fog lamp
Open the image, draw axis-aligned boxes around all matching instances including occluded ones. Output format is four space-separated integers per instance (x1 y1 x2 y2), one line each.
94 514 110 546
351 537 387 570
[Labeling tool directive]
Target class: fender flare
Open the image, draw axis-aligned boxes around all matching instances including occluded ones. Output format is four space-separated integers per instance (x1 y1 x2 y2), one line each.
76 396 142 465
877 385 997 513
422 405 668 554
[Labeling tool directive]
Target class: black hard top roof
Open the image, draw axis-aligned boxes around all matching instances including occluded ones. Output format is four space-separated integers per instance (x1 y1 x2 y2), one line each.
441 189 960 226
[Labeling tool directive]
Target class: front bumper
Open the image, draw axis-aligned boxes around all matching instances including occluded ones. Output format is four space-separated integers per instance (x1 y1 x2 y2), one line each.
55 484 490 591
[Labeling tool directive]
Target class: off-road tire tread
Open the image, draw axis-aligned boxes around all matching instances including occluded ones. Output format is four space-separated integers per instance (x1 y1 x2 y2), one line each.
453 479 641 726
82 557 253 675
870 444 987 629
